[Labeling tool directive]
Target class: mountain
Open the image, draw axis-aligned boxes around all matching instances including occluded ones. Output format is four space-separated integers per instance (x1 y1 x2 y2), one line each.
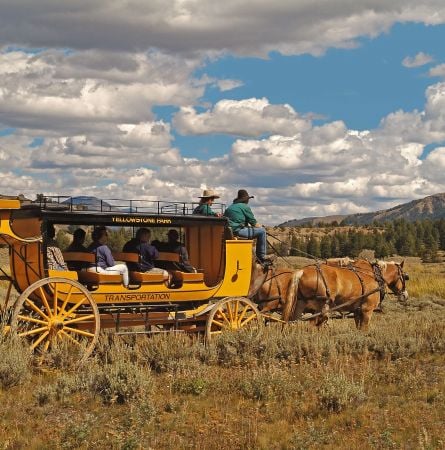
279 193 445 227
61 196 114 211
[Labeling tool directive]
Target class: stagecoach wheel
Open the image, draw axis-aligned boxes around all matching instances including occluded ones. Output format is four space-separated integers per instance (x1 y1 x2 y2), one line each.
11 277 100 364
205 297 264 342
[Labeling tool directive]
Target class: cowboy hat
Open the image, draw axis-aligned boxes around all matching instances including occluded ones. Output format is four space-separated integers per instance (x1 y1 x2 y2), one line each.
198 189 220 199
233 189 254 203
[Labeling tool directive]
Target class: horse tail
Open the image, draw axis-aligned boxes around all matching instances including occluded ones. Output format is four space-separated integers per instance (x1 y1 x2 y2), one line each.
282 269 304 322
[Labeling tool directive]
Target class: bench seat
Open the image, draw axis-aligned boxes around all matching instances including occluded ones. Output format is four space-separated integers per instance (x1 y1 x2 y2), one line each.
130 271 167 284
172 271 204 283
78 271 123 284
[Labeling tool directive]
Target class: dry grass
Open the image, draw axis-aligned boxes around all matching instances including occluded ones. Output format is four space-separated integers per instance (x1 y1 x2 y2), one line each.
1 256 445 449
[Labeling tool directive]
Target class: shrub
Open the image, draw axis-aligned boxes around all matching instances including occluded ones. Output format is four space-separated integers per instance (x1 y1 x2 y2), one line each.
0 336 31 389
88 357 153 405
317 373 366 413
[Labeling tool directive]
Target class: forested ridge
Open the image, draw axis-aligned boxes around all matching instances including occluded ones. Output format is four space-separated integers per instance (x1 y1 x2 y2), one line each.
272 218 445 261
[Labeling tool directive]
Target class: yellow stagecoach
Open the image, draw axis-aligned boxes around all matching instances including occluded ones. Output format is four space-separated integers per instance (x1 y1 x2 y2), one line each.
0 196 267 363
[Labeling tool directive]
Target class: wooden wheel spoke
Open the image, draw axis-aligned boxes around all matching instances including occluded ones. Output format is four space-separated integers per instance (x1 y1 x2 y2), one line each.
59 330 82 346
43 339 51 352
18 326 49 337
209 330 223 335
217 309 231 326
61 297 87 318
211 318 227 329
233 300 239 320
38 286 53 317
239 313 257 327
63 314 96 326
58 284 75 315
24 298 50 321
30 330 50 350
226 302 234 323
63 326 95 338
17 315 48 326
237 304 249 325
51 283 59 316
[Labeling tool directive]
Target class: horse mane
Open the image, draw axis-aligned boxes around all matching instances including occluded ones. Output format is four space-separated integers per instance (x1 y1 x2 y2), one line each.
375 260 399 270
326 256 355 267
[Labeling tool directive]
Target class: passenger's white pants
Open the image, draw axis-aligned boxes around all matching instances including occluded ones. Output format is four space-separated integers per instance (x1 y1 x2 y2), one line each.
88 264 129 287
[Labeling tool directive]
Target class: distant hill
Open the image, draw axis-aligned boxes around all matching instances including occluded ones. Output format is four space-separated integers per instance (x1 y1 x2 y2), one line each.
61 196 114 211
280 193 445 227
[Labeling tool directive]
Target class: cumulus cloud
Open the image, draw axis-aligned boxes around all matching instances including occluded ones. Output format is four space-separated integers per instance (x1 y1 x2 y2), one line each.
402 51 433 68
0 1 444 57
173 98 310 137
0 49 204 134
2 2 445 223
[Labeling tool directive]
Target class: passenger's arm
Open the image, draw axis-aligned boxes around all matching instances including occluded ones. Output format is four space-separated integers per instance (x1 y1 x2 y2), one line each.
104 246 115 267
244 205 257 227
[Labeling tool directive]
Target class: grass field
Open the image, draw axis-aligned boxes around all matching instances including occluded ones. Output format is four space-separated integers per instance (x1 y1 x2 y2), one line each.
1 249 445 449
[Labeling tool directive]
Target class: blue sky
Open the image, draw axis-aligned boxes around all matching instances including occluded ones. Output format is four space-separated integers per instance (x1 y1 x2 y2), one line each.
1 2 445 224
173 22 445 159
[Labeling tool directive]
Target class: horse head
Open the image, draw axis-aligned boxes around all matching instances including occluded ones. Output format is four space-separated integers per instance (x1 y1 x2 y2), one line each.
375 260 409 302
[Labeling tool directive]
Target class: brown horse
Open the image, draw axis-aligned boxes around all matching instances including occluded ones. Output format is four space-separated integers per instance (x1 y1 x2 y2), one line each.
327 258 409 303
283 259 408 330
253 267 299 316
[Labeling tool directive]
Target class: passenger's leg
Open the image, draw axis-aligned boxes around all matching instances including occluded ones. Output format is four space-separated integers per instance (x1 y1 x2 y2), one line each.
105 264 129 287
236 227 267 261
147 267 169 281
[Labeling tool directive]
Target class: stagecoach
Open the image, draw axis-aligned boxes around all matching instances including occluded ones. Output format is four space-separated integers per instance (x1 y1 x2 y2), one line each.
0 196 266 363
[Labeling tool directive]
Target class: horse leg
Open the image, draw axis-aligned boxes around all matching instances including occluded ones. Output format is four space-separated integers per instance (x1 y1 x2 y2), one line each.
353 308 363 329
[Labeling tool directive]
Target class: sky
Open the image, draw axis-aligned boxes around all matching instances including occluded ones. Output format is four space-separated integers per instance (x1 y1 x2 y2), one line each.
1 1 445 225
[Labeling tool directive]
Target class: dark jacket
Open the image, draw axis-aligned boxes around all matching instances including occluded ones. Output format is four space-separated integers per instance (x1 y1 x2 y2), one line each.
123 238 159 272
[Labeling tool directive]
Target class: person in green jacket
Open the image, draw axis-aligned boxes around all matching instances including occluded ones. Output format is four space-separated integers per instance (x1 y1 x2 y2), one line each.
224 189 270 262
193 189 222 216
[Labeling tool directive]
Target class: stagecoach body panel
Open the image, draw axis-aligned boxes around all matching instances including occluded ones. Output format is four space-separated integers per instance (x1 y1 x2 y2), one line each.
1 197 256 313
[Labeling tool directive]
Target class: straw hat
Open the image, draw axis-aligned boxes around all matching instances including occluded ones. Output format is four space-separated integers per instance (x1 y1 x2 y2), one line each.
198 189 220 199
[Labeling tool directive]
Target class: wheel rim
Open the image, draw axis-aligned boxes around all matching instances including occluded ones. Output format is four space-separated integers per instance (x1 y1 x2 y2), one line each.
11 277 100 363
205 297 263 341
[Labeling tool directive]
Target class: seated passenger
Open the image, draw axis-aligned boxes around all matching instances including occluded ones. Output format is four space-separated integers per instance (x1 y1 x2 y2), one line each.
152 229 197 273
46 224 68 271
66 228 88 253
193 189 222 217
123 228 169 280
224 189 272 264
87 226 129 288
65 228 89 270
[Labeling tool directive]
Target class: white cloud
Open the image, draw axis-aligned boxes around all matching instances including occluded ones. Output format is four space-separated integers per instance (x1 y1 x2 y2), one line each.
429 63 445 78
173 98 310 137
2 2 445 224
0 49 204 133
402 51 433 68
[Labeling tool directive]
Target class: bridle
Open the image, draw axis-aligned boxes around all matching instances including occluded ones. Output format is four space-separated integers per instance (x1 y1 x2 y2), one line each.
387 263 408 297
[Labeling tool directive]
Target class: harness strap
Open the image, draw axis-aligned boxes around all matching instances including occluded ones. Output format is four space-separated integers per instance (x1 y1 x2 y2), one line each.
315 263 331 302
371 263 386 303
349 265 365 296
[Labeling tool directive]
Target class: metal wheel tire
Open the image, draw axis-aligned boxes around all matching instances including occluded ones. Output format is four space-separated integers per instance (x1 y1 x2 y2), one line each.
205 296 263 342
11 277 100 364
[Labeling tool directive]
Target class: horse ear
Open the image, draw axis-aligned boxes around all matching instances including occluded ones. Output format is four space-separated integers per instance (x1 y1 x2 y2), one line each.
400 260 404 268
